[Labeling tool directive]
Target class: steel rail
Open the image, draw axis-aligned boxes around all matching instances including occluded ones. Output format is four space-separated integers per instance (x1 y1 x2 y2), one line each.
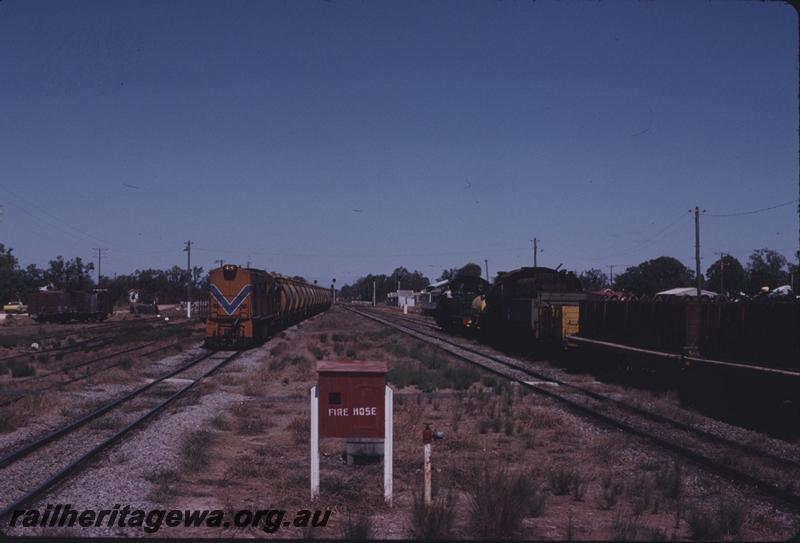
0 349 218 469
346 306 800 509
0 350 240 521
0 341 182 408
355 307 800 470
0 318 190 365
566 335 800 380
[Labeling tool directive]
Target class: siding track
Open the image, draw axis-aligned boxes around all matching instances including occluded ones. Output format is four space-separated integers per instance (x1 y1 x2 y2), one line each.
345 305 800 510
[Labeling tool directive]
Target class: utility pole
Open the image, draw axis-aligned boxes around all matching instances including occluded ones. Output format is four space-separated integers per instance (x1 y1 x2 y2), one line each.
372 280 376 307
531 238 539 267
608 265 614 286
184 241 193 318
331 278 336 305
92 248 109 287
484 259 489 282
691 206 705 299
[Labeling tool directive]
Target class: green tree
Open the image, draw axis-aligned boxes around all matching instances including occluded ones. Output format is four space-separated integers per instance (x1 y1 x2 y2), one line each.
340 267 430 303
746 248 789 293
439 262 483 281
613 256 695 296
578 268 609 291
438 267 459 281
44 256 95 291
456 262 483 278
705 254 746 295
0 244 24 303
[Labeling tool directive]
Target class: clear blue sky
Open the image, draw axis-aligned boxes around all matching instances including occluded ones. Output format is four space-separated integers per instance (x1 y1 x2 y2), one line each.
1 0 797 285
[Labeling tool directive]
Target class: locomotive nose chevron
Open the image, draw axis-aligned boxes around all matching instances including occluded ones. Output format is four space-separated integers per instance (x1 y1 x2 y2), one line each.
210 284 253 315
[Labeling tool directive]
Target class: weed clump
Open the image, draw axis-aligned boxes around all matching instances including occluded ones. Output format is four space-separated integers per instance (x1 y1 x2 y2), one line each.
687 498 743 540
599 472 624 509
655 461 682 500
181 429 214 471
341 513 373 539
409 489 457 540
464 463 544 539
10 361 35 378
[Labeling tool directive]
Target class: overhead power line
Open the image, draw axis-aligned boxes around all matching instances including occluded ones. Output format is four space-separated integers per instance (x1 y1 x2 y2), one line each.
706 198 798 217
193 245 531 259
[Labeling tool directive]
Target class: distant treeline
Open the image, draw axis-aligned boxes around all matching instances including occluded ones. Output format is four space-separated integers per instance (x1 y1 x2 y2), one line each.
341 249 798 302
2 244 796 307
0 244 207 306
579 249 798 296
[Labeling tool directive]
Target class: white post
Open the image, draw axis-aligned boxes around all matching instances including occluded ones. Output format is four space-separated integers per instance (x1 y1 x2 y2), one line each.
187 301 191 319
424 442 432 507
384 385 393 506
310 386 319 500
403 304 408 315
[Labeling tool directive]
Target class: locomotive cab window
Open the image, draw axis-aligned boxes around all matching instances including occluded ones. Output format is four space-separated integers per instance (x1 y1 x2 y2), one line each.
223 266 238 281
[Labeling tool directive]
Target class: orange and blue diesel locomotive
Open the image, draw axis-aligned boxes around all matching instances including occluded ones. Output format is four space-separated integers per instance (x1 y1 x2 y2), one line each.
205 264 331 349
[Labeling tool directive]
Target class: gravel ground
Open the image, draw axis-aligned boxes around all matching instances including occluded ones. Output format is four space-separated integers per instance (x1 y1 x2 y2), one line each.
2 339 271 537
2 308 799 540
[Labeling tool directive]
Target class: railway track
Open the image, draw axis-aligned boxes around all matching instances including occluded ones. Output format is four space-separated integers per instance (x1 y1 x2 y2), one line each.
0 348 240 521
0 340 183 408
345 305 800 510
0 318 172 365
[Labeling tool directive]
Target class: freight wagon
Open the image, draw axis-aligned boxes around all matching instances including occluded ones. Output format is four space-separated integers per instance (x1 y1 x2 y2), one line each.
27 289 112 323
479 267 586 343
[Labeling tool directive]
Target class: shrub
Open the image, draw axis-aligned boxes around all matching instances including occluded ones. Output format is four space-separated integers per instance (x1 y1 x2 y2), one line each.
464 464 542 539
655 461 682 500
687 498 743 540
268 357 288 372
11 361 35 378
599 472 624 509
410 489 457 540
549 466 579 496
311 346 326 360
443 365 481 390
341 513 373 540
611 511 639 540
181 430 214 471
286 416 310 445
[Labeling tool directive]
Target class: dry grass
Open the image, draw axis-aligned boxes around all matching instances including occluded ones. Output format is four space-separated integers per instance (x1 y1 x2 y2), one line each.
121 307 799 541
340 512 375 540
146 469 181 503
463 462 544 539
181 429 215 471
0 393 55 433
224 453 279 479
90 415 124 431
409 488 458 540
286 415 309 445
